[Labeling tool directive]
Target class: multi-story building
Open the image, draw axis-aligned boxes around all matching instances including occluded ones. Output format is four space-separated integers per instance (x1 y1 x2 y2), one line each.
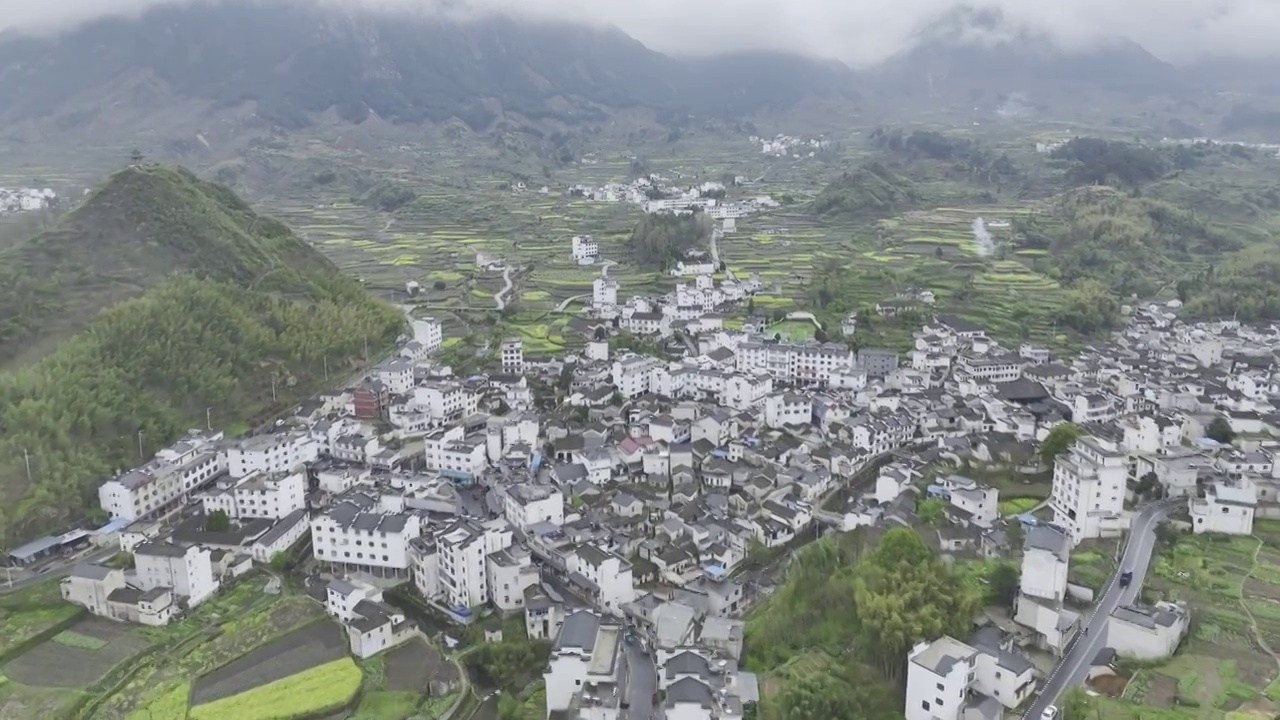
544 611 624 719
226 432 318 479
1013 524 1079 655
736 340 855 385
571 234 600 264
423 434 487 480
1050 435 1129 545
199 468 307 520
504 484 565 531
625 311 669 337
98 430 226 521
413 519 513 610
409 317 444 353
593 276 619 308
568 545 636 612
501 338 525 373
311 492 423 579
1190 478 1257 535
413 381 478 425
134 542 218 607
763 393 812 429
905 633 1037 720
487 545 540 612
612 354 661 398
905 636 976 720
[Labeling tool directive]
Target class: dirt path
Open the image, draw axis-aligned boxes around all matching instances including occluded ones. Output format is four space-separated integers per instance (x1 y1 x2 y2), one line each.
494 265 514 310
1242 537 1280 680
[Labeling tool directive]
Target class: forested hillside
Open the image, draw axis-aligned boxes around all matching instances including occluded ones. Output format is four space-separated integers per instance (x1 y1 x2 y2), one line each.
0 167 402 540
744 528 984 719
0 164 346 370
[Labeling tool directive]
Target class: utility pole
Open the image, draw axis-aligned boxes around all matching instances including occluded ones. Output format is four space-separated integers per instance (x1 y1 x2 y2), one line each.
323 356 329 383
271 377 278 403
137 430 145 460
364 337 370 359
22 448 32 485
206 407 213 431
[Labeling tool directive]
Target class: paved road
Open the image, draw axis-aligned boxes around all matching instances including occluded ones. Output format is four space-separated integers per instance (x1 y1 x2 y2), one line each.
1024 500 1179 718
621 636 657 720
494 265 514 310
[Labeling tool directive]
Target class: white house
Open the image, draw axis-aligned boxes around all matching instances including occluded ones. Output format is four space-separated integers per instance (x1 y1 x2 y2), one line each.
571 235 600 264
226 432 318 478
1191 478 1257 535
936 475 999 529
409 317 445 353
544 611 624 718
593 276 619 308
199 468 307 520
1108 602 1190 660
414 518 514 610
504 484 565 531
1050 436 1129 545
98 430 226 522
311 492 423 580
1013 524 1079 655
906 633 1037 720
487 546 540 612
763 393 812 429
568 544 636 612
905 636 975 720
501 338 525 373
613 355 660 398
326 579 415 659
134 542 218 608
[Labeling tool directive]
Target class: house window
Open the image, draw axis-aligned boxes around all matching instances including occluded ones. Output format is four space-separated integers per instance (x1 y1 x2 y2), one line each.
922 701 930 711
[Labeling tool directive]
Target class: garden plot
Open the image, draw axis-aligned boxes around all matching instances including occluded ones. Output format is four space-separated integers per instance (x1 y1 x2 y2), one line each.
5 617 148 688
190 618 347 705
1086 522 1280 719
0 579 82 659
384 639 461 692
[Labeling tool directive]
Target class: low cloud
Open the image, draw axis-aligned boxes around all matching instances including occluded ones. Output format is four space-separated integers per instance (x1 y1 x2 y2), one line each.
2 0 1279 66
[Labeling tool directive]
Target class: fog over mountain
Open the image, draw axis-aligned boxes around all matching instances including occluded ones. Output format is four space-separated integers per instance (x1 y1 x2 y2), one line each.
3 0 1279 67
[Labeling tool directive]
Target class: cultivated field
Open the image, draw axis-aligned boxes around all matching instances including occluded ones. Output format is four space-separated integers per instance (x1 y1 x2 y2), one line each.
6 618 149 688
1086 520 1280 719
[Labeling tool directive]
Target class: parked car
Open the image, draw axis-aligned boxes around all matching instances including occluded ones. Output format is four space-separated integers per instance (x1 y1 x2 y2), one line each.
1042 705 1060 720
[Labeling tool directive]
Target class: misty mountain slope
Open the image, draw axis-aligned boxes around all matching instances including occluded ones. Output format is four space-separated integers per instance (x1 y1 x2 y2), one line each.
0 1 856 133
863 7 1187 107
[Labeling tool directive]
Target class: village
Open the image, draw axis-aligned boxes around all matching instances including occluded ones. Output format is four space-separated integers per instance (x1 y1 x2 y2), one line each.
20 233 1279 720
0 186 57 216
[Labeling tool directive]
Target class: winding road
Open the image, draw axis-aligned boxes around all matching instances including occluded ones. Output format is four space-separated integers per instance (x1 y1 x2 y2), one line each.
1023 499 1180 718
494 265 514 310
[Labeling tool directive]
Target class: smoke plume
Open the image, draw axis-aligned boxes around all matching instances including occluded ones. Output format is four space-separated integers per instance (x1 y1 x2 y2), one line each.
972 217 995 257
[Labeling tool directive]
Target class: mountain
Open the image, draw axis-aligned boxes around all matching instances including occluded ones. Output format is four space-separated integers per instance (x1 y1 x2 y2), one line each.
0 164 342 369
860 6 1187 111
0 165 402 540
0 1 856 137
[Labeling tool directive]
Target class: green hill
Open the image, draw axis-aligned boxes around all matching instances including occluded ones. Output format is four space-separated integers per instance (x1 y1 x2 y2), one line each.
0 165 402 540
811 162 922 219
0 165 348 369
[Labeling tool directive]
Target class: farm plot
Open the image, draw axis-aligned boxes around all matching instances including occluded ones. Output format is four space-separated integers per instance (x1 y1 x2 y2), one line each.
189 656 362 720
190 618 347 705
5 617 148 688
352 640 463 720
92 582 325 719
0 578 83 659
1085 521 1280 720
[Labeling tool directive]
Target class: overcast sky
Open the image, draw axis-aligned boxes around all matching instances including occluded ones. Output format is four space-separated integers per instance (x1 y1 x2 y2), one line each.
2 0 1278 66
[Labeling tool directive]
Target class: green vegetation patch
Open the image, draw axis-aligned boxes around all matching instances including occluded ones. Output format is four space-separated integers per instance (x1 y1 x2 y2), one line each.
51 630 107 651
126 681 191 720
189 657 362 720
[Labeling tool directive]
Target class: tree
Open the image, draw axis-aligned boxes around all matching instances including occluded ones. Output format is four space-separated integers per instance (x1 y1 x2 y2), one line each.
1039 423 1084 465
205 509 231 532
854 528 980 683
986 563 1020 606
1206 417 1236 444
916 498 946 525
1134 471 1163 499
497 693 523 720
1060 688 1093 720
1006 520 1025 551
